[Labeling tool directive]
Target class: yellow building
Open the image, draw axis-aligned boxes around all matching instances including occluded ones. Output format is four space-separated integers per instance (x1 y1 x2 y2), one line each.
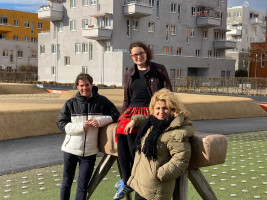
0 8 50 70
0 8 50 41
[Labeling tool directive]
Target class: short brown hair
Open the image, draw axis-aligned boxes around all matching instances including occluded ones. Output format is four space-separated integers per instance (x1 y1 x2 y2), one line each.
129 41 154 61
75 73 93 86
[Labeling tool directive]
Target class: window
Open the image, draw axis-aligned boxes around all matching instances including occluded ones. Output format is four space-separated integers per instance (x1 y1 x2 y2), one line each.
65 56 70 66
13 35 19 41
170 69 175 79
31 37 36 42
10 50 13 63
192 7 196 16
75 43 81 54
221 70 225 77
196 49 200 57
82 0 89 6
226 70 231 77
51 44 57 54
0 16 7 25
170 25 176 35
208 50 212 57
59 22 63 32
177 4 181 21
38 22 43 29
261 53 265 68
156 0 160 18
31 22 34 34
70 20 76 31
51 66 56 76
105 41 111 52
97 0 100 11
203 29 207 39
163 46 169 55
237 11 241 17
132 19 139 30
70 0 76 8
214 31 219 40
177 69 182 78
40 45 45 54
186 28 189 43
149 0 155 7
176 47 182 56
126 19 130 38
24 21 30 28
31 51 37 58
14 19 19 27
214 50 218 58
25 36 30 42
171 3 176 13
82 19 89 28
190 27 195 37
165 25 169 41
17 50 23 58
2 50 8 56
197 8 202 16
82 43 88 53
90 0 96 5
82 66 88 74
148 22 155 32
0 34 6 39
89 43 93 61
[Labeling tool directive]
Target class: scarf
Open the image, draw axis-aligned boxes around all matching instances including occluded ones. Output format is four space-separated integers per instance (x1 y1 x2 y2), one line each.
135 115 174 161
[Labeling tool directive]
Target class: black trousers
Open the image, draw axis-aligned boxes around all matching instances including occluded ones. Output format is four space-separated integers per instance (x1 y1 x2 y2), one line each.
60 152 96 200
117 132 137 183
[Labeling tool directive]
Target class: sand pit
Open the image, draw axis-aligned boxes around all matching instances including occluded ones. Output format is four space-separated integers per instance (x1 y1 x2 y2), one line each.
0 85 266 141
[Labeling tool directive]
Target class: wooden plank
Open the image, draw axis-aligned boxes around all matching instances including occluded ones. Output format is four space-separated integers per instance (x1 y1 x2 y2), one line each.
86 154 117 199
173 171 188 200
188 169 218 200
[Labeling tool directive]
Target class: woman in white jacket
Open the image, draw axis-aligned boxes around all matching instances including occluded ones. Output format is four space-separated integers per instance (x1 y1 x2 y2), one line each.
56 73 120 200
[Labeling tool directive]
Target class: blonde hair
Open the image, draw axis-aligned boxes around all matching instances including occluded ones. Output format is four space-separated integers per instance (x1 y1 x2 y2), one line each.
149 88 188 117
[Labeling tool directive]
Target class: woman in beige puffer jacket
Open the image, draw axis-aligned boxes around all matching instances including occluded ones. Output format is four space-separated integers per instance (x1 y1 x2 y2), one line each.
125 89 195 200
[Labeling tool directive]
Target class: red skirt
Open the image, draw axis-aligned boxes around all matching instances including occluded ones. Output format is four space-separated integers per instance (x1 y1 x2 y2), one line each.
116 106 150 137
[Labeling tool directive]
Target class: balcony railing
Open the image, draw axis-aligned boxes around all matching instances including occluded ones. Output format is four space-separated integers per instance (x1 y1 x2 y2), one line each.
0 24 12 32
250 18 263 25
226 29 242 36
38 3 63 21
82 27 112 40
123 1 152 18
196 16 221 28
213 40 236 49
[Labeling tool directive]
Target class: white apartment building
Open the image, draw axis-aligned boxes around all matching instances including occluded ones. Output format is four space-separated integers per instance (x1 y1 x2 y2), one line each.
226 5 266 71
38 0 236 86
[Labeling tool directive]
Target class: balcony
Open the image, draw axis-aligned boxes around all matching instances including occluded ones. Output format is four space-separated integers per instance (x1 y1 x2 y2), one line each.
213 40 236 49
196 16 221 28
123 1 152 18
196 0 218 8
82 27 112 40
250 18 263 25
0 24 12 33
226 29 242 36
38 3 63 21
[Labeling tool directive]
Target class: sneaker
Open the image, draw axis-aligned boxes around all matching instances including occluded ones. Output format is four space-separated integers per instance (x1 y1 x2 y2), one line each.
113 183 134 200
114 179 123 190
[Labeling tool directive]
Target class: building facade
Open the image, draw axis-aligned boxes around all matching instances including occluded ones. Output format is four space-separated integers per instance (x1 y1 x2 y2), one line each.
38 0 236 86
226 5 266 71
250 17 267 78
0 9 50 71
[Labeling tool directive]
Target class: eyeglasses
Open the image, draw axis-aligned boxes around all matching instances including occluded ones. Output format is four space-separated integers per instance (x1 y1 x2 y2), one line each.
130 51 146 58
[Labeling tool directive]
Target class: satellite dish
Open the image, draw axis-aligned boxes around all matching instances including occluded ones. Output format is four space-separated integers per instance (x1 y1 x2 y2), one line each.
243 1 249 7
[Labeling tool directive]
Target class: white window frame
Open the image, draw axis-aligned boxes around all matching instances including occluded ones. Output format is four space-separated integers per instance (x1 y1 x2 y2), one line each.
186 28 190 44
126 19 130 38
105 41 111 52
51 66 56 76
2 50 8 57
59 22 63 32
149 0 155 7
82 43 88 53
148 21 155 32
89 43 93 61
75 43 81 54
132 19 139 30
24 21 30 28
177 4 181 21
38 22 43 29
14 19 19 27
190 27 195 37
82 0 89 6
17 50 23 58
156 0 160 18
171 3 177 13
70 20 76 31
203 29 207 39
40 45 45 54
165 24 169 41
90 0 96 5
70 0 76 8
65 56 70 66
196 49 200 57
24 36 30 42
176 47 182 56
51 44 57 54
170 25 176 35
82 66 88 73
82 19 89 28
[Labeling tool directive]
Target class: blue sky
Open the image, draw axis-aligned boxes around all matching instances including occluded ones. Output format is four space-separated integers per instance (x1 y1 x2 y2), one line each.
0 0 266 13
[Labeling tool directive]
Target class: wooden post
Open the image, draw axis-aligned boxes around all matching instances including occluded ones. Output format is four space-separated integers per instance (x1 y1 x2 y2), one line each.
173 171 188 200
86 154 117 199
188 169 218 200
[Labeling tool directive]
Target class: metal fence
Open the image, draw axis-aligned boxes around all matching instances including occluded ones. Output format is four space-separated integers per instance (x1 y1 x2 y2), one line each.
170 77 267 96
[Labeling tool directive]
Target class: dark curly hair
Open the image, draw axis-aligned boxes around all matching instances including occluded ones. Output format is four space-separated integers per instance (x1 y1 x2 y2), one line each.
129 41 154 61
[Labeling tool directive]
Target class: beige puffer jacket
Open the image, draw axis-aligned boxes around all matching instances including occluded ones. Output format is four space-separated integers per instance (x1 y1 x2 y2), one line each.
127 115 194 200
